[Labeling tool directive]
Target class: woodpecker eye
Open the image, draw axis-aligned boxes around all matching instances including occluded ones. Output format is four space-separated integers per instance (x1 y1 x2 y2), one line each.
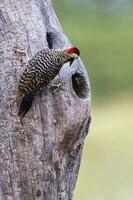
73 47 80 57
70 53 78 58
67 47 80 57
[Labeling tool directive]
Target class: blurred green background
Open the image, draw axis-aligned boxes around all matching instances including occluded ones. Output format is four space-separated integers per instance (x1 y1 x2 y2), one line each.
53 1 133 200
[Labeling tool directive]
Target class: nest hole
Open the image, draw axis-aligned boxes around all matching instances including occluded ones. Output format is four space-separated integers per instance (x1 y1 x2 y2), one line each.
72 73 89 99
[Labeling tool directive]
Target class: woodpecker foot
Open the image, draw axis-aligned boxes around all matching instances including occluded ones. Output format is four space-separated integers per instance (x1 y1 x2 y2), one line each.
49 80 67 93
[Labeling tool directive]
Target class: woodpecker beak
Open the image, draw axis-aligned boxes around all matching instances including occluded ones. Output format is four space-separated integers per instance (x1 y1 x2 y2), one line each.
70 59 74 66
69 58 74 66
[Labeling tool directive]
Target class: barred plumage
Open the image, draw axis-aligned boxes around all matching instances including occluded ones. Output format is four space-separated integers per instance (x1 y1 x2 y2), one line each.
16 47 80 120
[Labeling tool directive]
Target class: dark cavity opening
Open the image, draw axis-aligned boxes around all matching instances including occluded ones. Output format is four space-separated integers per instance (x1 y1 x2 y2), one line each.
72 73 89 99
46 32 55 49
36 189 41 197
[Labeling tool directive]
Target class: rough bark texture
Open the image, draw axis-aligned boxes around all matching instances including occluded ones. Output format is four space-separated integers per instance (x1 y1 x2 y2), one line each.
0 0 91 200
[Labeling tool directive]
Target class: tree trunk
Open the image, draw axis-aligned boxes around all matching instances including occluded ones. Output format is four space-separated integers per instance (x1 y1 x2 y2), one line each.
0 0 91 200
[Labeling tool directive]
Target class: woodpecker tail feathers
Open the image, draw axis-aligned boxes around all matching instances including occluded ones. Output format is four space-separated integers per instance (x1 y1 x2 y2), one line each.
18 94 34 119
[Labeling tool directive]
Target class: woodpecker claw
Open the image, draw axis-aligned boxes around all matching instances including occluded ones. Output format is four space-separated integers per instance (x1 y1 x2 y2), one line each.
49 80 67 93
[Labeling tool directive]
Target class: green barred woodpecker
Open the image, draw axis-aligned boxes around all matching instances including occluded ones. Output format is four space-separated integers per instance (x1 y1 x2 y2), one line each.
17 47 80 120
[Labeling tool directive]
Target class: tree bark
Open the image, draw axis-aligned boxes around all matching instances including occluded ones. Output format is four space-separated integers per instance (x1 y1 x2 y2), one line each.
0 0 91 200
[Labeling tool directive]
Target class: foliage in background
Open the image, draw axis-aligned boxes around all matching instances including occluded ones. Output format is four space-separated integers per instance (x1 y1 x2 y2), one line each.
53 1 133 200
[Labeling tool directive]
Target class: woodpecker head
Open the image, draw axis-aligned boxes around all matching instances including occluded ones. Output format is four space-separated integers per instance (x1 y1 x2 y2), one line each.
65 47 80 66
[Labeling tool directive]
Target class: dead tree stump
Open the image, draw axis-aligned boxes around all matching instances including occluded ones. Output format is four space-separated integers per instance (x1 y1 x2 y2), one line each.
0 0 91 199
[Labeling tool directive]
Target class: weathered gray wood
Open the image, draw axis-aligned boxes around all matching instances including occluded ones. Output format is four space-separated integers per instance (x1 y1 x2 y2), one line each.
0 0 91 200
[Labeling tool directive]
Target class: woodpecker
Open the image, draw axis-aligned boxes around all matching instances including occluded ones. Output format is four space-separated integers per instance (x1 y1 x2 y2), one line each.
16 47 80 119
